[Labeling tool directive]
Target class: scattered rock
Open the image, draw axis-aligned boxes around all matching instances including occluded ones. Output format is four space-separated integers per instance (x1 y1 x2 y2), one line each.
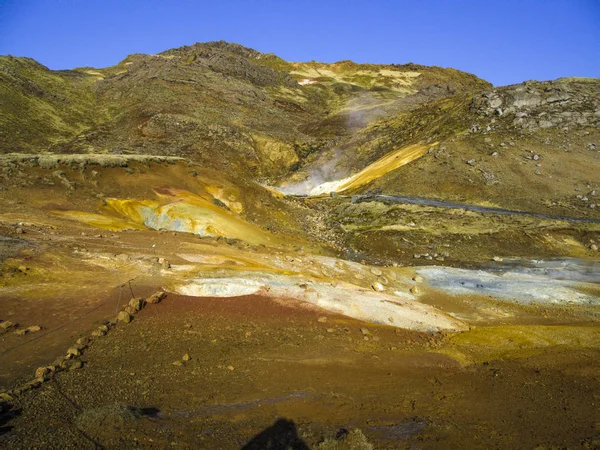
493 256 503 262
91 329 106 337
146 291 166 304
410 286 420 295
18 265 28 273
371 282 385 292
317 316 328 323
14 329 28 336
227 365 235 371
466 159 476 166
35 367 50 378
182 353 191 362
326 328 335 333
15 227 24 234
0 321 15 331
26 325 41 333
591 244 598 251
412 275 423 283
172 361 184 367
370 267 382 276
360 328 371 336
128 297 145 312
117 311 132 324
67 347 81 357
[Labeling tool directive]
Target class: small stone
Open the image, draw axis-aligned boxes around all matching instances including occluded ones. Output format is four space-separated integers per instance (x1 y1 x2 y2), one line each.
67 347 81 357
14 329 28 336
182 353 191 362
491 152 499 157
410 286 420 295
18 265 28 273
591 244 598 251
146 291 166 304
326 328 335 333
227 365 235 371
91 329 106 337
493 256 503 262
413 254 421 259
412 275 423 283
117 311 131 323
370 267 383 276
76 337 90 345
128 297 145 312
466 159 476 166
15 227 24 234
98 325 109 332
158 258 171 269
35 367 50 378
533 154 540 161
360 328 371 336
371 282 385 292
172 361 184 367
0 321 15 331
317 316 328 323
26 325 42 333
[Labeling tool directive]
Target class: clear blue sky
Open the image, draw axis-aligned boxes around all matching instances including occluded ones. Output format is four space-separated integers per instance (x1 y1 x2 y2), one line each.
0 0 598 86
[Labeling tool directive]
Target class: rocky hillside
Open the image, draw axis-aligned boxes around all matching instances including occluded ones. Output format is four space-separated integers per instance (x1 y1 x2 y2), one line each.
353 78 600 216
1 41 598 217
0 41 490 181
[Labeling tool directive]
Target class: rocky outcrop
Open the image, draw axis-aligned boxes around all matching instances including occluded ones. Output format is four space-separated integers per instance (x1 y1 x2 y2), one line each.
472 79 600 132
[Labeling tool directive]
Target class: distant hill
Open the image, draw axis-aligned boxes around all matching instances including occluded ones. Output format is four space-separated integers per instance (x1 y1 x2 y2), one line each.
0 41 598 217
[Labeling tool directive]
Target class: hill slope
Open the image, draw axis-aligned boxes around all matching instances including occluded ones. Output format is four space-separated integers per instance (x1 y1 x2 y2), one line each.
0 41 491 181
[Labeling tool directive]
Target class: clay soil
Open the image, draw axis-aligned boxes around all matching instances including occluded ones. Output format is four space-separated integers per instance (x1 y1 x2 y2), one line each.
1 290 599 449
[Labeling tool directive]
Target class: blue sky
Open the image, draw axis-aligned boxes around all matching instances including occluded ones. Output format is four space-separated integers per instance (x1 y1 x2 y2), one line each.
0 0 598 86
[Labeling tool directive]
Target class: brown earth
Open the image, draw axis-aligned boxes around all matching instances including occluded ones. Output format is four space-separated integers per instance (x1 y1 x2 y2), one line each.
1 291 599 449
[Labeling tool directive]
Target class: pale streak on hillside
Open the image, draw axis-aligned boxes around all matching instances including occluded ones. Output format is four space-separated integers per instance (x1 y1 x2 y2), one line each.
295 143 433 196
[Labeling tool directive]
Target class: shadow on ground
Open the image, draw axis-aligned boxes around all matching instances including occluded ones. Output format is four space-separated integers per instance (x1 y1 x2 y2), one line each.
243 418 309 450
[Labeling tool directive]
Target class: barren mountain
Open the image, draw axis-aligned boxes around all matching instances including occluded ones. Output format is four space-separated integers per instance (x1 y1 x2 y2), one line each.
1 42 599 449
